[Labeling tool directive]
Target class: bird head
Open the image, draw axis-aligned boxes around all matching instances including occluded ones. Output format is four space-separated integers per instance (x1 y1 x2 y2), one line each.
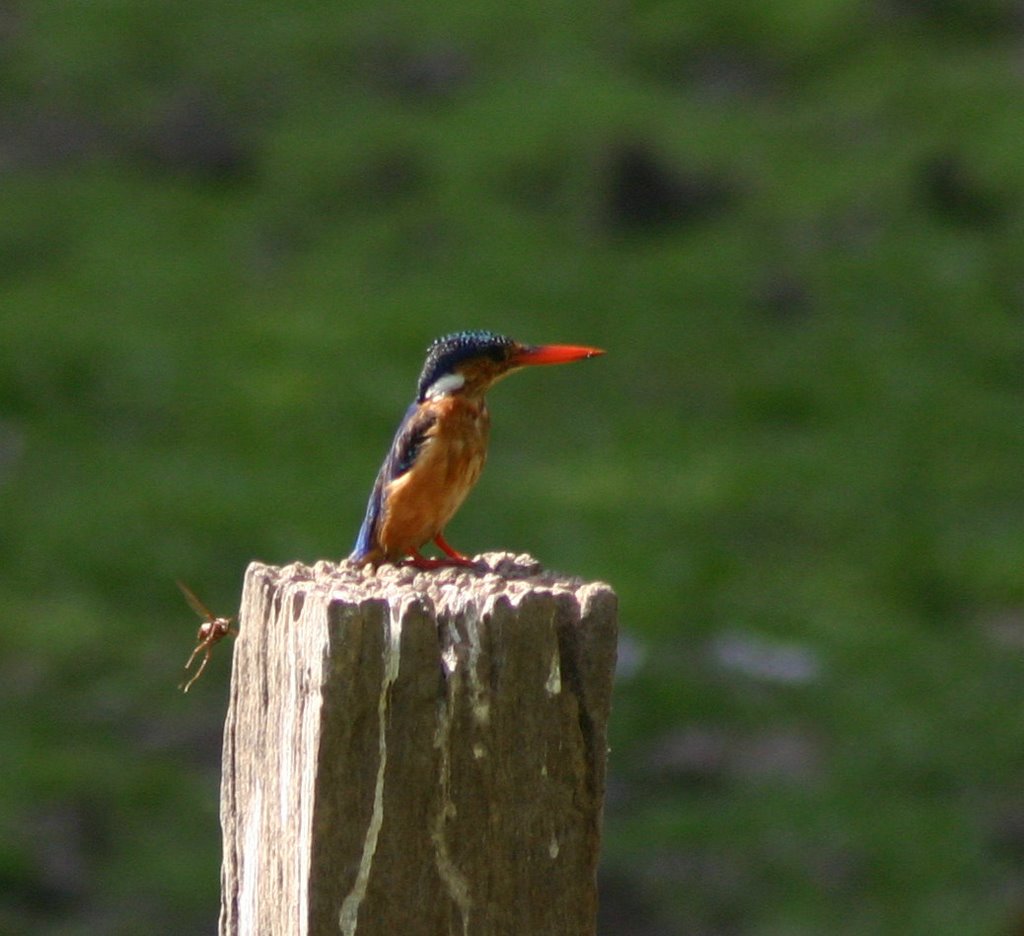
416 330 604 401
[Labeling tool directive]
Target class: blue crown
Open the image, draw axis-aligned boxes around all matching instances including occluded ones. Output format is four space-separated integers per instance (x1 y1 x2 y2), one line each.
417 331 516 400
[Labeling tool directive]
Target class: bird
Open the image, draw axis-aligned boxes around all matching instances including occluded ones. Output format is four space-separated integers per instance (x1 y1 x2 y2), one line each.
350 330 604 569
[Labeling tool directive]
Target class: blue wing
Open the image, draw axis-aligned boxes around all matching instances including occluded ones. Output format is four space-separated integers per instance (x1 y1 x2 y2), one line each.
351 403 437 560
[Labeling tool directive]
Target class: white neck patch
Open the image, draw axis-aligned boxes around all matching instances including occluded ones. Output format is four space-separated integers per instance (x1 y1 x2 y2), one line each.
425 372 465 399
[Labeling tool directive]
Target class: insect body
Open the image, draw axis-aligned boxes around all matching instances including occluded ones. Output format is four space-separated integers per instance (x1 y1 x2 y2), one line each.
177 581 236 692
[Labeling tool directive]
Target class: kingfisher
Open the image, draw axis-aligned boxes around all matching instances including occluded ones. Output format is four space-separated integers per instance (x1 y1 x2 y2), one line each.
350 330 604 569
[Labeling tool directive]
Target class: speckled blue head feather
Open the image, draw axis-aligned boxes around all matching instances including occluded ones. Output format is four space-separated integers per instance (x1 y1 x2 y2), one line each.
416 330 517 400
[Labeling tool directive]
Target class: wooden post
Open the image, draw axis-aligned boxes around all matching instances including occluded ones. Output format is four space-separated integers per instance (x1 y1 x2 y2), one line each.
219 553 618 936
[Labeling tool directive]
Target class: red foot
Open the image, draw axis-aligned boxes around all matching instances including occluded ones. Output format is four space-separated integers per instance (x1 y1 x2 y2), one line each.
404 550 452 570
401 540 479 570
433 533 475 565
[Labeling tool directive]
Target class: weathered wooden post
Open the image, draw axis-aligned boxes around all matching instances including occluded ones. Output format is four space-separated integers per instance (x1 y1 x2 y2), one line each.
219 552 618 936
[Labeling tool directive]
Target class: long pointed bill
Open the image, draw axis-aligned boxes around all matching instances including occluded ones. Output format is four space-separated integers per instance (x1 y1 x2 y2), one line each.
512 343 605 366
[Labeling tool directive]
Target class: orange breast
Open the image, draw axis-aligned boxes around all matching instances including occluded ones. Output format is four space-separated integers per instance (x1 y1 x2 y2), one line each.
377 398 490 558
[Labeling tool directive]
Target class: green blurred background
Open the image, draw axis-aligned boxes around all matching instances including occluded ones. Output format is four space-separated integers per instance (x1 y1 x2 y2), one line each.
2 2 1024 933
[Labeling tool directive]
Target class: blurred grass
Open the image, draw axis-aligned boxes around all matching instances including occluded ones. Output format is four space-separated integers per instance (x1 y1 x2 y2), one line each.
2 1 1024 933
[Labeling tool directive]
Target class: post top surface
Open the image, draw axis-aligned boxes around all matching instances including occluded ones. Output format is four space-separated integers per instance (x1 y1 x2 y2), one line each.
243 552 615 617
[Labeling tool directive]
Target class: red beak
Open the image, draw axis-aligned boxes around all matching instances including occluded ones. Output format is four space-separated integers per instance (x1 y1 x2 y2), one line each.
512 343 605 366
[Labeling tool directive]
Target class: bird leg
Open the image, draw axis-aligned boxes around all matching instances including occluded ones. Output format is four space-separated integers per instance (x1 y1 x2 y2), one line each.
402 536 479 570
433 533 477 566
404 548 455 570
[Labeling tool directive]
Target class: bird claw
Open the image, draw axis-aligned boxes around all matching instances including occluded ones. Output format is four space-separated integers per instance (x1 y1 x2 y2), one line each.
432 534 477 565
404 549 482 571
